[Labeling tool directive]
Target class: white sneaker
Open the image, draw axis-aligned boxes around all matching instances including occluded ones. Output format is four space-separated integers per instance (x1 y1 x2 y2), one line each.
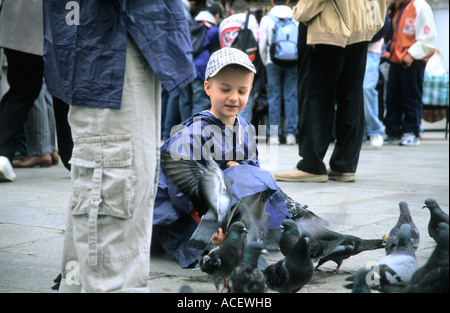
370 135 384 148
269 136 279 145
0 156 16 182
400 133 420 146
286 134 296 145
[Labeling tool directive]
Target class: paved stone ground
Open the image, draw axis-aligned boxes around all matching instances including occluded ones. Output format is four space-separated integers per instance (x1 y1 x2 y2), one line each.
0 121 448 293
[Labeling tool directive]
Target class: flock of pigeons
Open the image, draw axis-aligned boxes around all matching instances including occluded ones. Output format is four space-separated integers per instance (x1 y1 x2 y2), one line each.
161 157 449 294
198 198 449 293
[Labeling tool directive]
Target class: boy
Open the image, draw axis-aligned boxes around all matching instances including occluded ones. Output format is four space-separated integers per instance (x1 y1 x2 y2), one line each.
152 48 291 268
384 0 436 146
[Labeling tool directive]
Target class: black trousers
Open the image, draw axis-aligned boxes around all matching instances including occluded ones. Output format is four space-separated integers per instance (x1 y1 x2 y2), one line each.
296 25 368 174
0 49 43 162
0 49 73 169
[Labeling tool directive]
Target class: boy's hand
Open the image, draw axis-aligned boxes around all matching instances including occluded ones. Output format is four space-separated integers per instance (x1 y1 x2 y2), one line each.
402 53 414 68
226 161 240 168
211 228 225 246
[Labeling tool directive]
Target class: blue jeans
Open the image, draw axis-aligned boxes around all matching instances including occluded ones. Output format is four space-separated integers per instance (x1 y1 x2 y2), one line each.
266 63 298 137
363 52 384 139
238 89 254 122
178 78 210 121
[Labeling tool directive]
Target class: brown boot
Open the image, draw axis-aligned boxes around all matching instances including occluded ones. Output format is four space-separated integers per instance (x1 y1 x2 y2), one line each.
13 154 52 168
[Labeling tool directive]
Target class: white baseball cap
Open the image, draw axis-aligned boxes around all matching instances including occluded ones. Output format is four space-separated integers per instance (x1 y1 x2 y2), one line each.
205 48 256 80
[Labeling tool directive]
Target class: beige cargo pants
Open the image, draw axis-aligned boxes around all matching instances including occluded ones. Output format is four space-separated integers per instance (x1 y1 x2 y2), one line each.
58 37 160 292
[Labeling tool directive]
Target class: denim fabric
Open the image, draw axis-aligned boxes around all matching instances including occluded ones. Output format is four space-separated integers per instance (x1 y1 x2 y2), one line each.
266 63 298 137
238 89 255 122
363 52 384 139
178 78 211 121
59 37 160 293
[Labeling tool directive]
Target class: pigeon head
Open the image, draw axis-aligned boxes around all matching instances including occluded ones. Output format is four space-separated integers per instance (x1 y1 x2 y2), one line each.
227 222 248 239
397 224 413 249
281 219 299 235
423 198 438 211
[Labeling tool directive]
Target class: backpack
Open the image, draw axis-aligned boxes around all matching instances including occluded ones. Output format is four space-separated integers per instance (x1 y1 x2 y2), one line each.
269 15 298 67
189 19 212 58
231 12 258 63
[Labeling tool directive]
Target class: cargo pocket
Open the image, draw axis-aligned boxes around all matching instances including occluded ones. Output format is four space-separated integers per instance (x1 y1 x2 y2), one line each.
68 135 135 266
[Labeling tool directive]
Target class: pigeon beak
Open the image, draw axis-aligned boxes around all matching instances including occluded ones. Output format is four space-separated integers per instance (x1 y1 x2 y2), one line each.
243 227 248 233
261 249 269 255
421 205 427 209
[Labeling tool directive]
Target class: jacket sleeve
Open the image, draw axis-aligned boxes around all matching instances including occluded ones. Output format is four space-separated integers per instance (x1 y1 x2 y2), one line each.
408 1 436 60
293 0 326 23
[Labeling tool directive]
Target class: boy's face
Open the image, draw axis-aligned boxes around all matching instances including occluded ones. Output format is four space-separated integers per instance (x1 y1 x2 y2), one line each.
204 66 254 125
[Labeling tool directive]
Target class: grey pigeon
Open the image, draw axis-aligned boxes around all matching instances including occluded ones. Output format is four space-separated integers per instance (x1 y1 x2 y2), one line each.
228 241 268 293
314 232 386 274
279 219 344 263
422 198 449 242
264 234 314 293
407 222 449 293
199 222 248 292
375 224 419 292
385 201 420 255
161 154 234 250
345 224 419 293
279 189 328 225
345 267 372 293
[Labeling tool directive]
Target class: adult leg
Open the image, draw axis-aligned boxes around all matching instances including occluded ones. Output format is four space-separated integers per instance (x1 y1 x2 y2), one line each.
296 44 344 175
363 52 384 139
52 97 73 171
0 49 43 162
282 66 298 138
266 63 282 140
384 62 403 139
330 42 368 174
61 36 160 293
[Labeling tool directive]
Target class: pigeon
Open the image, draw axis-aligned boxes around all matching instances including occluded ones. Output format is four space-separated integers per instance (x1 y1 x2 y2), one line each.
278 219 344 262
375 224 419 292
279 189 328 225
264 234 314 293
422 198 449 242
228 241 268 293
314 232 386 274
161 154 234 249
407 222 449 293
199 222 248 291
385 201 420 255
345 224 418 292
345 267 372 293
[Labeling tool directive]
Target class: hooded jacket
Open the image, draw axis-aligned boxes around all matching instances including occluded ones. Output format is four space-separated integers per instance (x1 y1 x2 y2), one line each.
293 0 388 47
43 0 195 109
154 111 289 268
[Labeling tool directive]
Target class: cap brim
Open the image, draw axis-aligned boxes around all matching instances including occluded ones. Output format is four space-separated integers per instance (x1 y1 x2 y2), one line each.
208 62 257 78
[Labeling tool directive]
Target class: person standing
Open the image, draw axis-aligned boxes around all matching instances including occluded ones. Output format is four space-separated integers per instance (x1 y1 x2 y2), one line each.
259 0 298 145
43 1 195 292
0 0 46 181
274 0 387 183
383 0 436 146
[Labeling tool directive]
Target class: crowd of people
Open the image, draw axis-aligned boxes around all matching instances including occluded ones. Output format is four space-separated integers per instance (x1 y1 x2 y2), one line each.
0 0 439 293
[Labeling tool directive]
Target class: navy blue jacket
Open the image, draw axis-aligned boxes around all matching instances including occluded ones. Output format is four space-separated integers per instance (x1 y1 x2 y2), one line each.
43 0 196 109
153 111 290 268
